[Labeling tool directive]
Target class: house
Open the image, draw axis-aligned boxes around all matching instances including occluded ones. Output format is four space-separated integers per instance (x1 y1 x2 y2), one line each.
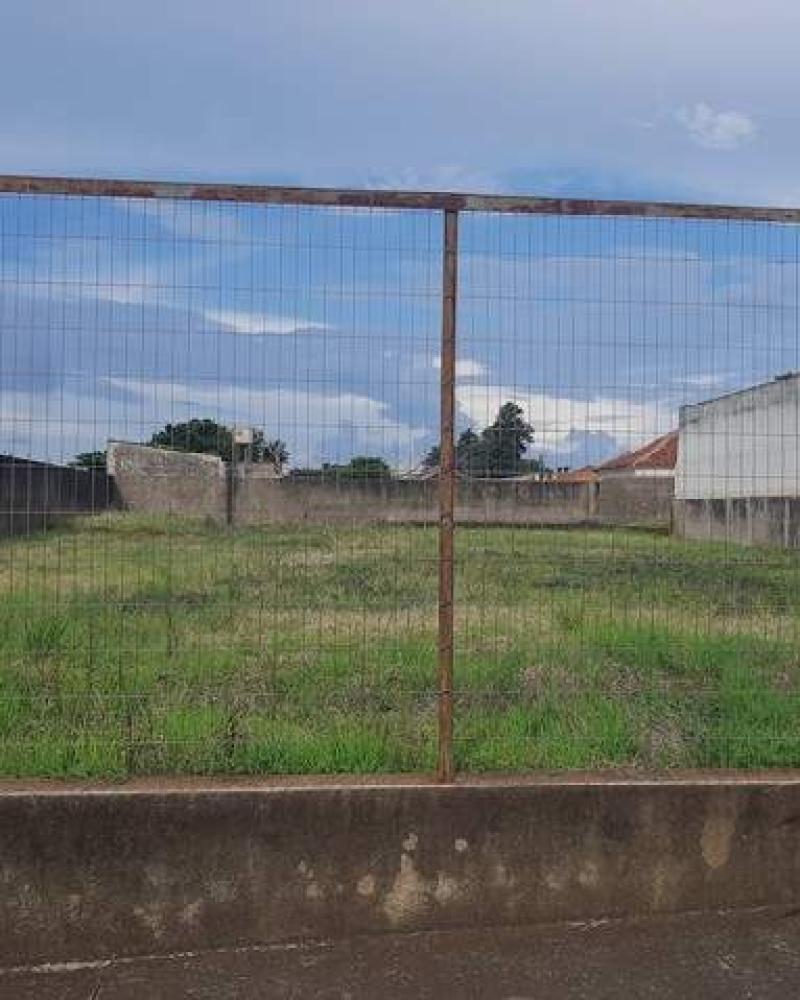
674 372 800 546
594 431 678 525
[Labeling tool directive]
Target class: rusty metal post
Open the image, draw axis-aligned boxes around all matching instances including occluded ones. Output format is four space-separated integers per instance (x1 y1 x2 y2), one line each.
437 209 459 783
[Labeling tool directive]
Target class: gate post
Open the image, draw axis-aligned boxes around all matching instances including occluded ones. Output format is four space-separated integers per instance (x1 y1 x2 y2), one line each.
437 209 459 783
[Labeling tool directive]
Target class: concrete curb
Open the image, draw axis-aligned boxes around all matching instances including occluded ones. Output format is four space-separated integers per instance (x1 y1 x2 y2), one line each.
2 778 799 964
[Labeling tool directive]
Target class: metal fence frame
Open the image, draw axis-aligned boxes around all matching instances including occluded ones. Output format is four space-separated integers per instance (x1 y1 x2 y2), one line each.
3 173 800 781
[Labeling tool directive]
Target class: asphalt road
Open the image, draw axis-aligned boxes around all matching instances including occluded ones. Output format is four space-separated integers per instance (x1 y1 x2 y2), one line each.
4 908 800 999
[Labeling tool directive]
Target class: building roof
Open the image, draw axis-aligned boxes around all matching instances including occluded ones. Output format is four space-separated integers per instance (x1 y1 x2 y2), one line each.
597 431 678 473
553 465 599 484
681 371 800 425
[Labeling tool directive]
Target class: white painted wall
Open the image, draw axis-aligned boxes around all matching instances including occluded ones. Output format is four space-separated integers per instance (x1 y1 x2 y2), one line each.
675 376 800 499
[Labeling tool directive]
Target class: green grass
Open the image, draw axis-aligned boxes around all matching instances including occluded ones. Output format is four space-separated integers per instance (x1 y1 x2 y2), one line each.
1 513 800 776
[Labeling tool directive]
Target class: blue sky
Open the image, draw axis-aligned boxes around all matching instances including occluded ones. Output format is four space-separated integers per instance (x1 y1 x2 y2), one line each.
3 1 800 469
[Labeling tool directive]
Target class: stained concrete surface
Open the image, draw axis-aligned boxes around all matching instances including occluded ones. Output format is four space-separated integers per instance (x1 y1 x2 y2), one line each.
5 908 800 1000
8 779 800 965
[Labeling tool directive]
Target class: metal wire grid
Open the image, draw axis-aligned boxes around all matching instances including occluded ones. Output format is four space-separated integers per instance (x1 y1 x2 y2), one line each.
0 191 443 775
0 176 799 777
455 211 800 770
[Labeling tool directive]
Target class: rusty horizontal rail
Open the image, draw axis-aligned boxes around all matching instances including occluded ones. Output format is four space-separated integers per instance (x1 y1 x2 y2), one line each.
2 174 800 223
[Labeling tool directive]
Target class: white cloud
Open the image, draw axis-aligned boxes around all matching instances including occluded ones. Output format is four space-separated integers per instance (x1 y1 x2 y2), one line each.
204 309 330 336
0 386 139 465
101 377 426 468
0 376 429 469
431 355 487 379
455 384 671 454
676 103 757 151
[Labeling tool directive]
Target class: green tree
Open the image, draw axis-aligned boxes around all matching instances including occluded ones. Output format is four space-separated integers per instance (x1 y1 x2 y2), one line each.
70 450 107 473
421 444 441 470
321 456 391 480
148 419 289 470
149 419 233 458
455 427 486 475
419 405 535 478
260 438 290 468
479 401 534 477
420 432 485 475
516 455 549 477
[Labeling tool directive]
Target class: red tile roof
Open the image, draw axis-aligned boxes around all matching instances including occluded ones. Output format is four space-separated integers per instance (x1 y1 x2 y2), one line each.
553 465 599 484
597 431 678 472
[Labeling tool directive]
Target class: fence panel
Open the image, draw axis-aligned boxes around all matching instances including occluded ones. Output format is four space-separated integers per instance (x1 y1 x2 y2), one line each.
0 185 444 776
455 208 800 771
2 176 800 778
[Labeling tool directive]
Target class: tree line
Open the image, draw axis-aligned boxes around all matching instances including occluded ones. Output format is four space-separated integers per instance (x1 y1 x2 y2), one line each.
71 402 538 479
421 401 540 478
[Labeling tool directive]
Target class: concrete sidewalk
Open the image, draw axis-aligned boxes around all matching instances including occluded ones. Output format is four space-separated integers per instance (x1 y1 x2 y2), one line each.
5 908 800 1000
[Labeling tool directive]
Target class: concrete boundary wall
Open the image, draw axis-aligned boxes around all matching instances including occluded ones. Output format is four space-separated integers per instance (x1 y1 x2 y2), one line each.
596 473 674 526
0 458 114 537
674 497 800 548
244 477 595 526
108 442 228 521
107 442 599 526
2 778 800 966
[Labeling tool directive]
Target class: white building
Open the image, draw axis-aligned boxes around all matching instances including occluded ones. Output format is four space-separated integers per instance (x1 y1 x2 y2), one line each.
674 373 800 546
676 373 800 500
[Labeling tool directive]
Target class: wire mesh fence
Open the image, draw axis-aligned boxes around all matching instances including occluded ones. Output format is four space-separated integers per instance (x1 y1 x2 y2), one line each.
455 208 800 771
1 176 800 778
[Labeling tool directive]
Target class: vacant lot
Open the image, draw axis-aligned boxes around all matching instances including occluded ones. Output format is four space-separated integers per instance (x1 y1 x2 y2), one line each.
0 514 799 776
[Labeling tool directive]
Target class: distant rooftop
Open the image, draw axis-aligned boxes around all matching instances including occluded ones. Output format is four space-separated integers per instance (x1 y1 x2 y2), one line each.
553 466 599 484
597 431 678 473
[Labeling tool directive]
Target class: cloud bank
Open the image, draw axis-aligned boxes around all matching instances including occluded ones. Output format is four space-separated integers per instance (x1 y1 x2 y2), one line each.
676 103 757 151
